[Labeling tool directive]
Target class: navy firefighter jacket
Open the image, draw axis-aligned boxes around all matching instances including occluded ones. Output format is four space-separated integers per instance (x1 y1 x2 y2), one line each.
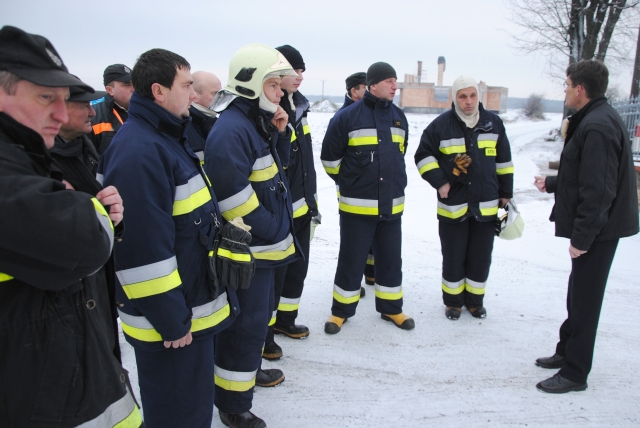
321 90 409 220
98 92 238 351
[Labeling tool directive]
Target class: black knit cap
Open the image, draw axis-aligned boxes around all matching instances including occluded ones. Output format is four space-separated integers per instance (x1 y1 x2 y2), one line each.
0 26 93 92
275 45 305 72
366 62 397 86
345 72 366 91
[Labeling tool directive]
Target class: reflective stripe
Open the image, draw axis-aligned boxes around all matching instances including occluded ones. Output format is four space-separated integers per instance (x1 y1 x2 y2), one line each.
292 197 309 218
391 128 406 153
290 130 297 143
477 133 499 149
333 284 361 304
250 233 295 261
219 184 260 221
339 196 378 215
465 278 486 295
496 161 514 175
0 273 13 282
249 154 278 182
366 254 375 266
335 184 340 198
96 173 104 185
374 284 403 300
417 156 439 175
117 256 181 300
392 196 405 215
195 150 205 166
439 138 466 155
119 292 230 342
348 129 378 146
442 278 464 295
173 174 212 216
92 122 114 135
322 158 342 175
278 296 301 312
77 388 141 428
217 247 252 262
268 310 276 326
91 197 114 253
214 366 257 392
437 201 468 219
301 118 310 135
479 199 499 216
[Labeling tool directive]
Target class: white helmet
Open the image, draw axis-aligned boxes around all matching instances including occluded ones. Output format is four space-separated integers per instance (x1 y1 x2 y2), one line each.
497 200 524 240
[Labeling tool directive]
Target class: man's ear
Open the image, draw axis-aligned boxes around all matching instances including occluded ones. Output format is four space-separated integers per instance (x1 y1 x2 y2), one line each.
105 85 114 97
151 83 165 103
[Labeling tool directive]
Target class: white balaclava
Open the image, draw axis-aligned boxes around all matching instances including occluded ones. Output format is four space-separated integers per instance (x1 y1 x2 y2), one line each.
452 75 480 129
258 71 282 114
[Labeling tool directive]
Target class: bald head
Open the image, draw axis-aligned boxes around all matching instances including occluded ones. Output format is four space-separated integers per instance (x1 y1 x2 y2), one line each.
192 71 222 109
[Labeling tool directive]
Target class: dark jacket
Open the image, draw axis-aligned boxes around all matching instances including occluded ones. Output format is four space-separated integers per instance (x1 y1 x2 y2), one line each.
204 96 299 268
339 94 355 111
187 104 217 165
98 93 237 351
0 112 140 427
321 91 408 220
90 94 127 155
415 103 514 223
545 97 639 250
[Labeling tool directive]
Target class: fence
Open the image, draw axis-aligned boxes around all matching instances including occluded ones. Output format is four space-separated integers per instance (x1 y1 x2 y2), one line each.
611 98 640 157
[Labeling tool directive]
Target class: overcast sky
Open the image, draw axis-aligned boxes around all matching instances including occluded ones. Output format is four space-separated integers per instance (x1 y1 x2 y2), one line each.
3 0 636 101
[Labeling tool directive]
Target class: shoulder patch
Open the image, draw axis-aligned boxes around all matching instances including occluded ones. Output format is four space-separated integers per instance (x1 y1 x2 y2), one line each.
394 121 402 127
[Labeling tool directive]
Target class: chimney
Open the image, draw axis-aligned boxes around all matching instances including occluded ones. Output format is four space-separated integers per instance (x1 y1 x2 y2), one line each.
417 61 422 84
437 56 446 86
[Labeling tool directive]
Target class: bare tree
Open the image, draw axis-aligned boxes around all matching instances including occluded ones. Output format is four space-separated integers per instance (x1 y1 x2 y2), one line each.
523 94 547 119
631 24 640 98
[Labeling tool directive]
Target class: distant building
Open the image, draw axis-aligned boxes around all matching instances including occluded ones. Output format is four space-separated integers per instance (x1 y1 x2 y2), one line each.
397 59 508 114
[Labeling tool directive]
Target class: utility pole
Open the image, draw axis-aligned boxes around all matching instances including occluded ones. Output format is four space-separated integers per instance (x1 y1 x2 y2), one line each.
321 80 325 101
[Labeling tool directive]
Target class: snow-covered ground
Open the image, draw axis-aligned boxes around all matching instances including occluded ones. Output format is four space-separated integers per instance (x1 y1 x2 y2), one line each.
120 110 640 427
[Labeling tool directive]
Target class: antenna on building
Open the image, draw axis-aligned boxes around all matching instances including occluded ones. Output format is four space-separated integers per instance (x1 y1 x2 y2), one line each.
437 56 446 86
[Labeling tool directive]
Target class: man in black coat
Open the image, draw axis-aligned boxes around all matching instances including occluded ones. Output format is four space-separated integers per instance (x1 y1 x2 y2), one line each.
534 59 639 393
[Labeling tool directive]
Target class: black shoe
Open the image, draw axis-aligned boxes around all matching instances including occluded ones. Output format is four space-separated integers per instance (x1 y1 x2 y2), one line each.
360 286 366 297
255 368 284 387
535 353 565 369
365 276 375 286
469 306 487 319
219 410 266 428
445 307 461 320
536 373 587 394
262 341 282 360
273 323 309 339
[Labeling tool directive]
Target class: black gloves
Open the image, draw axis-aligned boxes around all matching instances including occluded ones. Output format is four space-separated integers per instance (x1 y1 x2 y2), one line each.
215 217 255 290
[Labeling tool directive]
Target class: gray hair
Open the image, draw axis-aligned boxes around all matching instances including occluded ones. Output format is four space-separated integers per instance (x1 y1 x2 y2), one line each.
0 71 23 95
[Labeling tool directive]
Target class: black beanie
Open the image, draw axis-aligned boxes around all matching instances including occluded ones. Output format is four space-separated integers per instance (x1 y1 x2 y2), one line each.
275 45 305 72
366 62 396 86
345 72 366 91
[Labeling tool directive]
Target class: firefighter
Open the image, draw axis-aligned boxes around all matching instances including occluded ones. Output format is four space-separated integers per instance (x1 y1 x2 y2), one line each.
187 71 221 163
321 61 415 334
414 75 514 320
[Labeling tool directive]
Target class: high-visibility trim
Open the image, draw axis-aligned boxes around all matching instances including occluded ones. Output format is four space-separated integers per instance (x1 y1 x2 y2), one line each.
250 233 295 261
0 273 13 282
465 278 486 295
112 108 124 126
268 310 276 326
496 161 514 175
374 284 403 300
333 284 361 305
219 184 260 221
292 197 309 218
278 296 301 312
249 154 279 182
392 196 405 214
348 129 378 146
91 197 114 252
442 278 464 295
417 156 439 175
339 196 378 215
96 173 104 185
92 122 114 135
173 175 212 216
77 388 141 428
118 292 230 342
117 256 181 300
479 199 499 217
391 127 406 153
366 254 375 266
322 158 342 175
477 133 499 149
301 118 310 135
437 201 468 219
439 138 466 155
195 150 205 166
335 184 340 198
290 131 297 143
214 366 257 392
216 247 252 263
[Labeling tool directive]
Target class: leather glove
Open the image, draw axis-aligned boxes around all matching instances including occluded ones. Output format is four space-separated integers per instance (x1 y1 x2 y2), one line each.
453 154 472 176
216 217 255 290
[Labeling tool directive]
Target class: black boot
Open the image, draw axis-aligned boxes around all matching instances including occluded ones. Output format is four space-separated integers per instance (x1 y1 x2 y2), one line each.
469 306 487 319
445 307 461 320
535 353 565 369
536 373 587 394
219 410 266 428
273 323 310 339
262 341 283 360
255 368 284 387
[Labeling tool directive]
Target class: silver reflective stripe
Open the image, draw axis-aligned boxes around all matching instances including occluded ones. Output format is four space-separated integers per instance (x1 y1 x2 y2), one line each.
76 387 137 428
417 156 437 169
479 199 499 209
314 193 318 202
390 128 406 138
466 278 486 290
192 292 229 319
443 278 464 288
439 138 465 149
496 161 514 169
393 196 405 206
96 173 104 185
292 197 307 212
333 284 361 298
218 184 255 212
339 196 378 208
321 158 342 168
252 154 275 171
271 309 277 318
437 201 468 213
478 133 499 141
375 284 402 294
214 366 257 382
117 309 154 329
175 175 207 202
250 233 294 253
280 296 301 305
196 151 205 162
348 128 377 139
116 256 177 286
301 117 308 126
94 209 114 253
367 254 374 263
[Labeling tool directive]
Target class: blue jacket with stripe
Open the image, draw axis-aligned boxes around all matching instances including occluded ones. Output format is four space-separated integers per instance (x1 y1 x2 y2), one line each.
98 93 237 351
204 96 299 268
321 91 409 220
414 103 514 223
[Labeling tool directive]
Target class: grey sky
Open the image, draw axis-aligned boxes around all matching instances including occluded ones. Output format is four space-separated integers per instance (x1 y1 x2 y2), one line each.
3 0 635 100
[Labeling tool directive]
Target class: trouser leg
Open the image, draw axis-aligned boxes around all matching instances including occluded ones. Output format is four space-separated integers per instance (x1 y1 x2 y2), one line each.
363 249 375 280
463 218 496 308
332 215 377 318
277 216 311 326
266 266 286 344
372 218 403 315
557 239 619 384
439 219 469 308
134 336 215 428
215 267 274 414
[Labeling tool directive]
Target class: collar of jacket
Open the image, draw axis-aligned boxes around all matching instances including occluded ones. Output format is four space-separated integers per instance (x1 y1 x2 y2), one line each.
232 96 279 142
343 94 355 108
565 96 607 143
363 90 392 109
0 112 53 174
128 92 190 140
51 134 99 161
451 102 491 131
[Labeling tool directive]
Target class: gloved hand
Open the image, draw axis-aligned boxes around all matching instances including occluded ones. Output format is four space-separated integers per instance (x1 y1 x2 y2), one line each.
216 217 255 290
453 154 472 176
310 212 322 241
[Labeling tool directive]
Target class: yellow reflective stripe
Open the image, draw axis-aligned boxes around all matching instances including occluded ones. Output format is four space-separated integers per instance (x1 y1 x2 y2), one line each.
0 273 13 282
417 156 439 175
348 129 378 146
80 388 141 428
333 284 360 304
292 197 309 218
217 247 252 262
366 254 374 266
496 161 514 175
465 278 486 295
214 367 256 392
442 278 464 295
392 197 405 214
391 128 406 154
173 186 211 216
339 196 378 215
439 138 466 155
290 132 297 143
480 200 499 216
437 202 468 219
191 303 231 332
219 185 260 221
249 163 278 182
91 197 114 236
278 303 299 312
121 269 181 299
322 158 342 175
252 242 295 261
121 321 163 342
113 406 142 428
268 314 276 326
374 284 403 300
303 124 310 135
477 140 497 149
